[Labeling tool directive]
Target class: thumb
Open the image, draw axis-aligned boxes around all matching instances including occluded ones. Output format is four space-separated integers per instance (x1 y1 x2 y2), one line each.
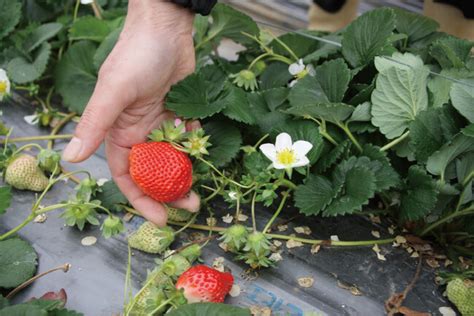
62 75 135 162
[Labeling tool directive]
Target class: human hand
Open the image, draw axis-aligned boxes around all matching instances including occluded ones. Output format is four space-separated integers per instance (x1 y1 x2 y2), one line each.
62 0 200 226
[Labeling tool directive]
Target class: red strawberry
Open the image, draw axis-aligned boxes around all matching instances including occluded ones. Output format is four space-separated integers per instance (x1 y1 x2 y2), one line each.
176 265 234 303
129 142 193 203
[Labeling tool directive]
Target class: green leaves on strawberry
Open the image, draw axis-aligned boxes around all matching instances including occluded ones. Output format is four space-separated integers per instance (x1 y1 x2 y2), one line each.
5 154 48 192
37 149 61 175
60 200 101 230
239 232 273 269
447 278 474 316
101 215 125 238
128 221 175 254
179 244 202 263
220 224 249 253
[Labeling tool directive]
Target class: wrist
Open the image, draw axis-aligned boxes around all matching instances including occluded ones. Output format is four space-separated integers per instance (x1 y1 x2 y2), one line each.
127 0 194 33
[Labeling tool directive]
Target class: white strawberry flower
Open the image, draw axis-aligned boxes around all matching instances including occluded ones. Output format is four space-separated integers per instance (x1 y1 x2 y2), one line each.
24 114 39 125
0 69 11 101
288 59 315 87
259 132 313 170
80 0 94 4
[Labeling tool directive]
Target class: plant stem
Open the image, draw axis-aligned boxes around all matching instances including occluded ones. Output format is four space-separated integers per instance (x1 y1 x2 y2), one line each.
0 213 35 241
1 134 73 144
6 263 71 299
307 117 338 146
48 113 76 150
275 178 297 190
251 191 257 232
248 53 271 70
263 191 289 233
380 131 410 152
197 157 252 189
339 123 362 152
91 0 102 19
268 31 299 61
174 213 198 234
420 204 474 236
12 143 43 156
266 234 394 246
253 133 269 149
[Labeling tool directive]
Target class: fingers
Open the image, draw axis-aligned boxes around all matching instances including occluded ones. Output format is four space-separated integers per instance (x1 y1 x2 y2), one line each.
62 68 136 163
168 191 201 212
185 120 201 131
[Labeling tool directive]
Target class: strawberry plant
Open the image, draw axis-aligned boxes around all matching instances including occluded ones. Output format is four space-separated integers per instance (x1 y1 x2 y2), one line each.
0 0 473 315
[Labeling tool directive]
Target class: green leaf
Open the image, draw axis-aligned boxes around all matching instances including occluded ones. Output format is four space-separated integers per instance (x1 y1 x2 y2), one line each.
371 53 429 139
427 134 474 178
288 75 328 107
314 58 351 103
204 120 242 167
315 141 350 173
303 35 341 63
427 68 471 108
450 79 474 123
348 102 371 122
409 108 446 162
394 8 438 43
286 102 354 125
295 175 335 216
24 22 63 53
246 92 291 134
95 181 128 212
207 4 259 45
55 41 97 113
0 0 21 40
270 31 319 58
324 164 376 216
7 43 51 84
362 145 400 191
69 16 111 42
430 36 474 69
166 74 240 119
399 166 438 221
93 27 121 70
0 304 46 316
167 303 250 316
342 8 396 67
222 87 255 124
274 120 323 164
0 295 8 309
262 87 289 111
49 308 84 316
0 186 12 215
0 238 38 288
260 62 293 90
462 124 474 137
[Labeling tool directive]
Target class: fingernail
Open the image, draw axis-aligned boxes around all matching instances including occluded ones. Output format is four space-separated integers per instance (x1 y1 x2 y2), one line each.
62 137 82 162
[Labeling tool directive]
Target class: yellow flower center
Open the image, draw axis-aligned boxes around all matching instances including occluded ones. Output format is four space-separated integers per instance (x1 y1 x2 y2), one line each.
0 81 7 94
276 149 296 165
296 68 309 80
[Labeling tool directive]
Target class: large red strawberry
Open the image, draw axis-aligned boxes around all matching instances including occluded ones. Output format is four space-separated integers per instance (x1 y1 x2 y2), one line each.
129 142 193 203
176 265 234 303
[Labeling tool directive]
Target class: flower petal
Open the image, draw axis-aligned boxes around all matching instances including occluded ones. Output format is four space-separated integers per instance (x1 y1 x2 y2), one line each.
292 140 313 157
272 161 289 169
288 62 305 76
259 143 277 162
275 133 292 151
291 156 310 168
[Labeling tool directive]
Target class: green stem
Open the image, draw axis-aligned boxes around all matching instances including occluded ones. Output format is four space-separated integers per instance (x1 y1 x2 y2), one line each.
263 191 289 233
253 133 269 149
73 0 80 22
275 178 297 190
48 113 76 150
251 191 257 232
2 128 13 154
248 53 271 70
91 0 102 19
268 31 299 61
420 204 474 236
339 123 362 152
266 234 394 246
267 55 293 65
380 131 410 152
197 157 252 189
12 143 43 156
307 117 338 146
174 213 198 234
0 213 35 241
1 134 73 144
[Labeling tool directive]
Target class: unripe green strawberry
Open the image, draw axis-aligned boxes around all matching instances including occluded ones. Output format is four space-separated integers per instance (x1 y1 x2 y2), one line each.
167 207 193 222
5 154 48 192
133 285 167 315
447 278 474 316
220 225 249 253
37 149 61 175
129 222 175 254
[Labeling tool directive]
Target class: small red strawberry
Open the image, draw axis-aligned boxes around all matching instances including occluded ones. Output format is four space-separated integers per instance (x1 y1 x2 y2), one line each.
176 265 234 303
129 142 193 203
